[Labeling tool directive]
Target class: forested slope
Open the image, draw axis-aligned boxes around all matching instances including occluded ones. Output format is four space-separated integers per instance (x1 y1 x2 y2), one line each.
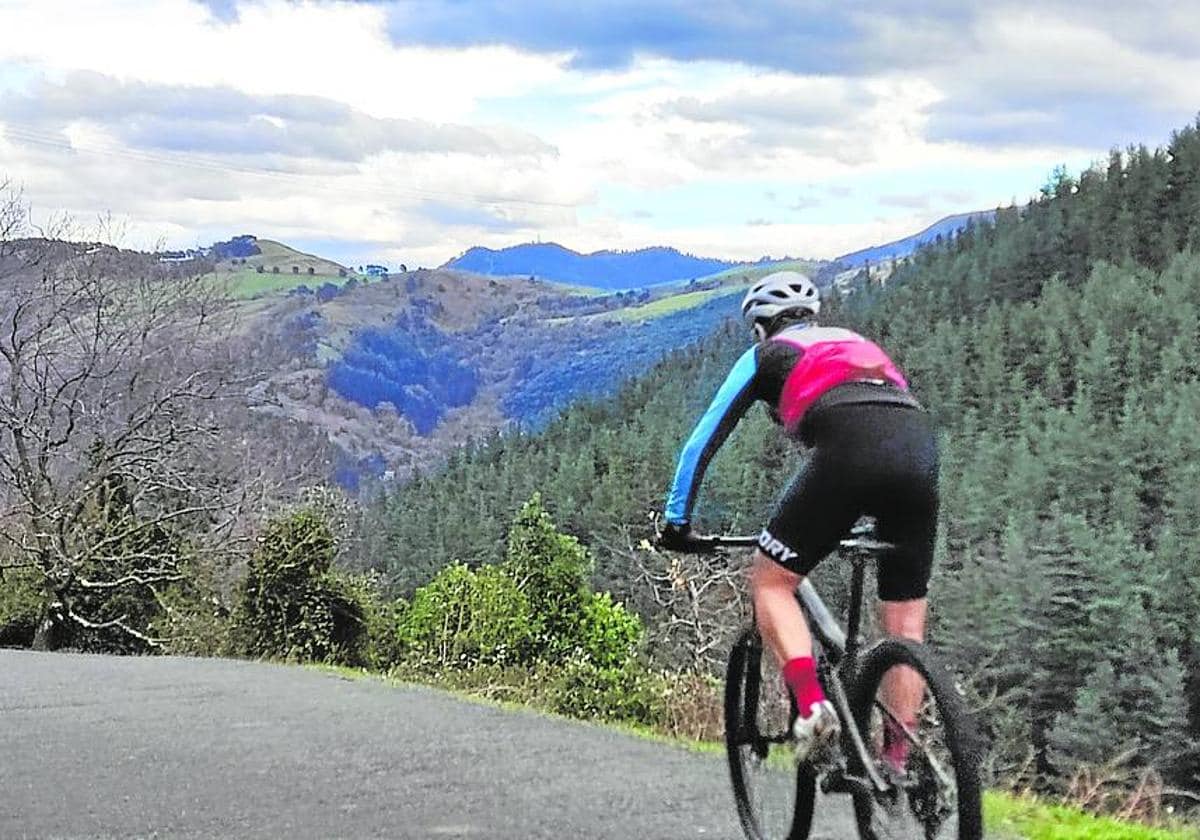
364 118 1200 790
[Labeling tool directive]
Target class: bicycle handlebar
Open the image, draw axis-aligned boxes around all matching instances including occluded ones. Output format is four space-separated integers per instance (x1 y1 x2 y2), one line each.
654 515 895 555
681 532 897 555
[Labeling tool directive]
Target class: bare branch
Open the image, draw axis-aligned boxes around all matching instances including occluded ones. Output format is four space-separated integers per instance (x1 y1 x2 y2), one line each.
63 605 165 649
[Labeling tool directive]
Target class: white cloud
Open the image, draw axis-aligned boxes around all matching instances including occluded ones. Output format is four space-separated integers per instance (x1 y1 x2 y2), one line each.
0 0 565 121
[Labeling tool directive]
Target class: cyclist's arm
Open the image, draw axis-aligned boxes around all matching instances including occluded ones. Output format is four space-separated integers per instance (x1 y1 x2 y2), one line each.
665 346 759 526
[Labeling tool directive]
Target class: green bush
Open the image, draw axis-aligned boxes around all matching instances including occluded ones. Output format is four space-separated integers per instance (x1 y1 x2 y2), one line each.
392 496 647 677
546 654 666 725
0 567 43 647
354 579 405 672
501 494 589 655
151 557 234 657
576 591 642 668
232 509 371 665
396 563 533 669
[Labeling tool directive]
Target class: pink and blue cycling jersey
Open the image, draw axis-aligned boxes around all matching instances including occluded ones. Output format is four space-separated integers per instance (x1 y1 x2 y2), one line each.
664 324 916 526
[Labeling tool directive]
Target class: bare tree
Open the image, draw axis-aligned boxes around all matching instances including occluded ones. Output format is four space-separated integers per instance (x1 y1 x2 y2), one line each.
0 185 257 650
601 525 750 674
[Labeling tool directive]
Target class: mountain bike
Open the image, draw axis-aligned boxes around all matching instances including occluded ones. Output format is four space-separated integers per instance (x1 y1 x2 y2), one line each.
686 519 983 840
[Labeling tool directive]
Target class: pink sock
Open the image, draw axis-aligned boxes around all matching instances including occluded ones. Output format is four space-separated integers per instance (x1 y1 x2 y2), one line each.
883 717 914 772
782 657 826 719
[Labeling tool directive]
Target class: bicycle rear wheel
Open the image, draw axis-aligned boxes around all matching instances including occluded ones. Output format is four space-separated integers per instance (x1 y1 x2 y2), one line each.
724 626 816 840
847 638 984 840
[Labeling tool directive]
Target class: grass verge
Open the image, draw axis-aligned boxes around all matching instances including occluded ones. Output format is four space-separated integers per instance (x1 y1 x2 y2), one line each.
984 791 1198 839
307 662 724 757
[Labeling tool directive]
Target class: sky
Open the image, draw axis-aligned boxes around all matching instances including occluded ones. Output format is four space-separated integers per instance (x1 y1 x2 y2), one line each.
0 1 1196 268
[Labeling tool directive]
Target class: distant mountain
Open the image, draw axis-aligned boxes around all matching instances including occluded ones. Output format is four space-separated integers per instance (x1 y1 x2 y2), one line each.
443 243 739 290
835 211 996 268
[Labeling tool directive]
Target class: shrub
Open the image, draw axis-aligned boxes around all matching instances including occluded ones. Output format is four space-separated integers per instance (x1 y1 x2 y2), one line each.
66 488 180 654
576 591 642 668
151 556 234 657
232 509 370 665
318 569 381 667
0 567 43 647
545 655 666 725
395 563 533 669
656 671 723 741
502 494 589 654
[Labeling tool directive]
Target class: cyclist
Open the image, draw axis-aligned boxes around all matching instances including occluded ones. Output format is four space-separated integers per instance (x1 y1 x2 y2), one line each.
658 271 939 768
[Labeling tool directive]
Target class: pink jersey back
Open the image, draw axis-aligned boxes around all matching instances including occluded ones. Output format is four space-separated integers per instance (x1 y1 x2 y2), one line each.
770 326 908 431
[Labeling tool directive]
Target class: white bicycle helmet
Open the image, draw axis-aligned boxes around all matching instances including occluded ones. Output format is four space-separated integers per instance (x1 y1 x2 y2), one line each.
741 271 820 338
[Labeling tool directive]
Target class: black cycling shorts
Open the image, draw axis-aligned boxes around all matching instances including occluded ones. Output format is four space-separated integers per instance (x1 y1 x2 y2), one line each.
757 402 940 602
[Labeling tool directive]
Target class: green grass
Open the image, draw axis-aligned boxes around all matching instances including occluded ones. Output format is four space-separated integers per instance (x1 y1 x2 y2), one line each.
249 239 346 274
214 268 361 299
607 287 742 322
984 792 1198 840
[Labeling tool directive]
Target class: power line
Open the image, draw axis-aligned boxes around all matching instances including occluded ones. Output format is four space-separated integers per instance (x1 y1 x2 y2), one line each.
0 122 580 210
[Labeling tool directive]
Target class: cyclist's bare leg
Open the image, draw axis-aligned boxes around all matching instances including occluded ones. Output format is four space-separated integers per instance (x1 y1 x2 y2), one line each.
749 550 811 663
878 597 927 766
750 550 839 756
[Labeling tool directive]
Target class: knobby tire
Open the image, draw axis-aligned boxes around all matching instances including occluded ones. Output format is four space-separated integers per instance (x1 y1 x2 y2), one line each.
725 626 817 840
847 638 984 840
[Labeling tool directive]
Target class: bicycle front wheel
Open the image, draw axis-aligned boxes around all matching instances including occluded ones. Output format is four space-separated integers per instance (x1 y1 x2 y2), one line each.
724 626 816 840
847 638 984 840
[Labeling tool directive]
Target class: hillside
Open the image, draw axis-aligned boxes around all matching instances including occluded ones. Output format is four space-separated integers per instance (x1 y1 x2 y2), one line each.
443 242 740 289
240 269 761 486
206 236 358 299
446 218 994 297
363 119 1200 801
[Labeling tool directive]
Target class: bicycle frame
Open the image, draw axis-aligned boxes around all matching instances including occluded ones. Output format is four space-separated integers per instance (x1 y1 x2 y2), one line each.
799 553 892 796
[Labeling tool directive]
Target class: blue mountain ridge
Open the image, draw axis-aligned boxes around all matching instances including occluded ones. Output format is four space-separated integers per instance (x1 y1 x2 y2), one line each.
443 212 992 290
443 243 740 290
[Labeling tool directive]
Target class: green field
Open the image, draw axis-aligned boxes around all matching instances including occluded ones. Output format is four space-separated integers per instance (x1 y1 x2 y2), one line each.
213 268 362 299
246 239 347 275
607 287 742 322
209 237 353 297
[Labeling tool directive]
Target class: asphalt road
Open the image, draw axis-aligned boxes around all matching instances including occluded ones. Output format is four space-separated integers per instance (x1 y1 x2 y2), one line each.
1 650 857 839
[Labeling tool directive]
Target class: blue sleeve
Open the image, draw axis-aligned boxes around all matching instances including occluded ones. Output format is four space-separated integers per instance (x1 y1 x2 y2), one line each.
665 346 759 525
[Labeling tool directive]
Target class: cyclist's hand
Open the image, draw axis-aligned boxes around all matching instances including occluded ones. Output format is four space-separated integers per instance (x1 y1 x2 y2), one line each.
657 521 715 554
